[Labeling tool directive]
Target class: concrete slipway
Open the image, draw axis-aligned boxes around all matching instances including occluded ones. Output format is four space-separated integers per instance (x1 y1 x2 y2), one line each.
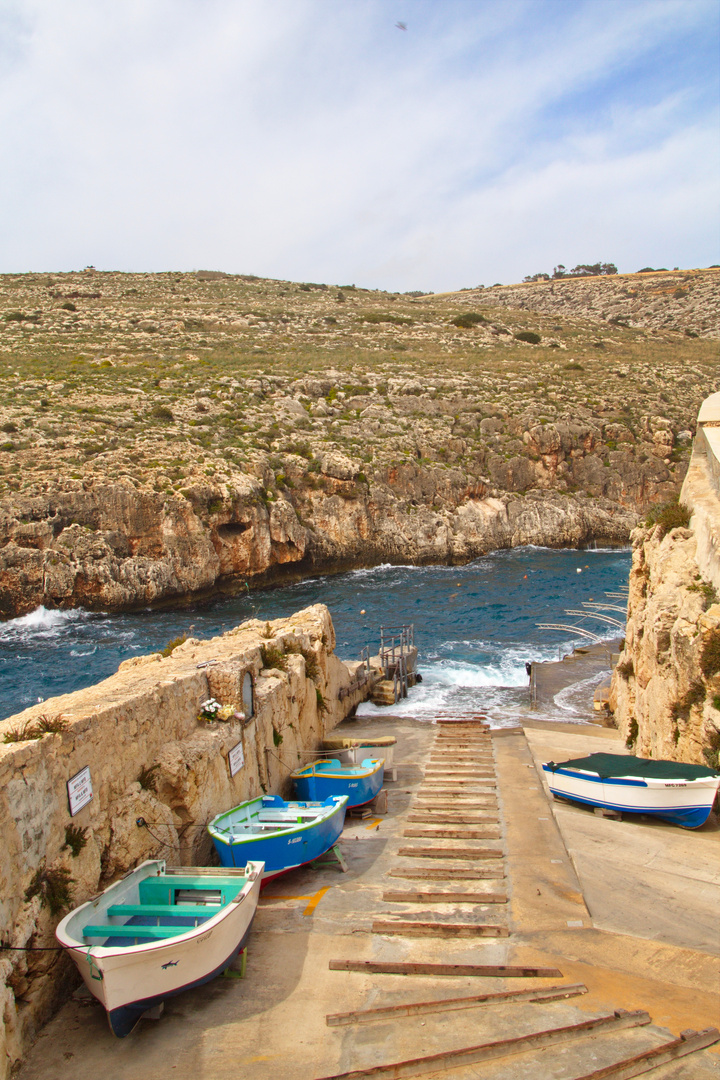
19 718 719 1080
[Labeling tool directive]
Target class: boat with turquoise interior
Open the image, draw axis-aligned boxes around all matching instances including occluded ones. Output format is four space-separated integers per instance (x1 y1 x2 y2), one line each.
291 757 384 808
542 753 720 828
208 793 348 880
55 859 263 1038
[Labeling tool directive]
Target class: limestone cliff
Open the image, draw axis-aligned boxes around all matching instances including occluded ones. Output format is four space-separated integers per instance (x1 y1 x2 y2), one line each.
0 458 644 617
610 393 720 766
0 604 366 1078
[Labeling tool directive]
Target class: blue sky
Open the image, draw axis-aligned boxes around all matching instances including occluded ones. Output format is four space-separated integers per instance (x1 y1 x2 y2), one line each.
0 0 718 291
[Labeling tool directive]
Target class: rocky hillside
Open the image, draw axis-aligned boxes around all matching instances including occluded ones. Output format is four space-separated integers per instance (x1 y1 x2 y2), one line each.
0 267 717 615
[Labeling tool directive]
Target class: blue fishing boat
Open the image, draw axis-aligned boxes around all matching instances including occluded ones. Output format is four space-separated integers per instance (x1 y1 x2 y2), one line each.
291 757 384 808
56 859 263 1037
208 794 348 880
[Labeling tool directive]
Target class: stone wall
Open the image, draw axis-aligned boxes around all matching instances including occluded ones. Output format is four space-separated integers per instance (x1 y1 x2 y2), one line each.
680 390 720 592
610 393 720 765
0 604 366 1078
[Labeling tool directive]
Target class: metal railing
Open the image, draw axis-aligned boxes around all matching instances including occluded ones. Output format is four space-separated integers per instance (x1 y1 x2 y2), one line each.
379 624 414 681
392 654 408 702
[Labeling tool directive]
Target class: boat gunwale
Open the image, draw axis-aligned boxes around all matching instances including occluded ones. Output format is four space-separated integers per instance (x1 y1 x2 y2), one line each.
291 757 384 781
208 795 348 845
56 861 264 957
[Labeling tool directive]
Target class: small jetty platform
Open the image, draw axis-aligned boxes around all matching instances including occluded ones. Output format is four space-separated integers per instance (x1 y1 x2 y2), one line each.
19 714 719 1080
367 624 419 706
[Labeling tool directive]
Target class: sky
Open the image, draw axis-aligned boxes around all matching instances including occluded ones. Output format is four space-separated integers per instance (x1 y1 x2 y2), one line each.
0 0 718 292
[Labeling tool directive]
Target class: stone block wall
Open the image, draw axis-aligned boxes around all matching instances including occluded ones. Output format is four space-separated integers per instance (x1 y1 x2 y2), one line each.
0 604 365 1077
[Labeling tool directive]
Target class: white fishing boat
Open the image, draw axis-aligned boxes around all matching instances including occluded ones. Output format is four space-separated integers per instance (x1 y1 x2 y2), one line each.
542 752 720 828
56 858 263 1037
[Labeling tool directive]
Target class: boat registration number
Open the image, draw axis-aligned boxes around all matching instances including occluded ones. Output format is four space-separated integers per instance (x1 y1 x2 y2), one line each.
664 782 686 787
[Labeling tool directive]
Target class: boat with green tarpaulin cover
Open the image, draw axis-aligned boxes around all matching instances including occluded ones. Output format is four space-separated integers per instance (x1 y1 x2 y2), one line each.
542 753 720 828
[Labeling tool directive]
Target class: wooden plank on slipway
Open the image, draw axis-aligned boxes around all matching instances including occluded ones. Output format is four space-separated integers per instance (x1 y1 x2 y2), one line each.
371 919 509 938
414 800 498 809
389 867 505 880
314 1011 651 1080
382 889 507 904
407 813 500 825
325 983 588 1026
421 780 496 788
569 1028 720 1080
397 846 503 860
328 960 562 978
403 827 502 840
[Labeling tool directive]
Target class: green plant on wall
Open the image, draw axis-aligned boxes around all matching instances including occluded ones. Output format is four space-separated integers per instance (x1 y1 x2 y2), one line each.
63 823 88 857
24 865 74 915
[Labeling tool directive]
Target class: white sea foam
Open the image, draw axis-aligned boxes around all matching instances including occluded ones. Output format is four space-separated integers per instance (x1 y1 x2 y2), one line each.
0 606 90 639
553 674 606 715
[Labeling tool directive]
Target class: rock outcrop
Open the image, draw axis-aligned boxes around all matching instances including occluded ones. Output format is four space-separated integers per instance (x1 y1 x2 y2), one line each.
610 393 720 766
0 604 365 1078
0 469 639 616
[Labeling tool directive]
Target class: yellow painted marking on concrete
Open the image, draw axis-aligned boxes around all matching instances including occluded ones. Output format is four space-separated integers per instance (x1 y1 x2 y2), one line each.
303 886 330 916
365 817 383 830
262 886 331 916
260 894 310 903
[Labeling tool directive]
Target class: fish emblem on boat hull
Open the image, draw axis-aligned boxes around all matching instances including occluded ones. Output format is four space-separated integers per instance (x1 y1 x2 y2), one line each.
161 960 179 969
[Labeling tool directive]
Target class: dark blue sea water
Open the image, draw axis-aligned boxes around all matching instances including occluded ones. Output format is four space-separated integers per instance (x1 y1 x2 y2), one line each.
0 546 630 726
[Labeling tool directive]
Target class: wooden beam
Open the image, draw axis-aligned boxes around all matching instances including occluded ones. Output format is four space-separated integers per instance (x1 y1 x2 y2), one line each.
425 769 495 776
404 827 502 839
421 780 496 788
325 983 588 1026
397 846 503 860
372 919 509 938
569 1027 720 1080
314 1011 651 1079
328 960 562 977
414 805 498 812
389 867 505 880
382 889 507 903
407 813 500 824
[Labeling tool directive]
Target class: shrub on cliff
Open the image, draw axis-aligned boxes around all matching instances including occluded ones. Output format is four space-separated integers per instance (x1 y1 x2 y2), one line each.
645 496 690 538
261 644 287 671
700 630 720 679
514 331 542 344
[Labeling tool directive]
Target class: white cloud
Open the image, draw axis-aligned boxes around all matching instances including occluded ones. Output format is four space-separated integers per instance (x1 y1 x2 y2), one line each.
0 0 717 288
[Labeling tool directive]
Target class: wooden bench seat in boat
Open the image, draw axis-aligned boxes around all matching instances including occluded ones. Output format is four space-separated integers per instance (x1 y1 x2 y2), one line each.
82 923 200 940
106 904 220 918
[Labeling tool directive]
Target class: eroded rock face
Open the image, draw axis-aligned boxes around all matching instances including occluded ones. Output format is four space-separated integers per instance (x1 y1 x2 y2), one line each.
0 604 364 1077
609 526 720 764
0 457 647 617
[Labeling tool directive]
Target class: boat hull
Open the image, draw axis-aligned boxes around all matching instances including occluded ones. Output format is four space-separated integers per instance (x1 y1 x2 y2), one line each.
292 759 384 808
543 766 719 828
56 861 263 1037
209 796 347 878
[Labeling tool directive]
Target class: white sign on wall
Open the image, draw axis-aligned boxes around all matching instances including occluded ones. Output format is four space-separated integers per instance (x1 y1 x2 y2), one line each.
67 765 93 816
228 740 245 778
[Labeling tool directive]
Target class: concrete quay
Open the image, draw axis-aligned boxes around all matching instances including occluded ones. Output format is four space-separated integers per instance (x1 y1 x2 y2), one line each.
18 718 720 1080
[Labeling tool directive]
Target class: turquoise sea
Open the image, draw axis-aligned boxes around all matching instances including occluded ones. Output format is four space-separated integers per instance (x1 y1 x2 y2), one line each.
0 546 630 726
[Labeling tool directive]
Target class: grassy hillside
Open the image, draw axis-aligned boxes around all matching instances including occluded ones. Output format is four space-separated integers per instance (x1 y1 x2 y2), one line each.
0 267 717 500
